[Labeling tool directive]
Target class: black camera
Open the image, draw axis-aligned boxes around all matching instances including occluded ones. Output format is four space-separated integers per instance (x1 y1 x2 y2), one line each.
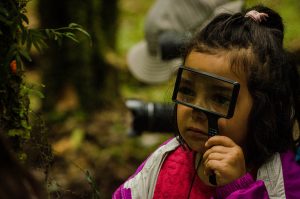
158 31 190 60
125 99 175 136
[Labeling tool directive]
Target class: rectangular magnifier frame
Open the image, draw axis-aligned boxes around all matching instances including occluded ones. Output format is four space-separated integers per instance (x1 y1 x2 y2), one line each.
172 66 240 119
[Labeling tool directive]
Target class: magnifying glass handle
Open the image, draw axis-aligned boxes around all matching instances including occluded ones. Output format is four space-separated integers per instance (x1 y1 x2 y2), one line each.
209 173 217 185
207 115 219 185
208 128 217 137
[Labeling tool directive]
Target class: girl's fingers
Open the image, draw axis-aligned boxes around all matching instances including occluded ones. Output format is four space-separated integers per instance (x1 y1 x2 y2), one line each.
203 151 224 163
203 145 229 160
205 135 237 149
203 159 222 176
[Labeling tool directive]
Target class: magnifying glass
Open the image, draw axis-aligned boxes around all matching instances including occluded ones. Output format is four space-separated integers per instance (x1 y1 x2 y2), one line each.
172 66 240 185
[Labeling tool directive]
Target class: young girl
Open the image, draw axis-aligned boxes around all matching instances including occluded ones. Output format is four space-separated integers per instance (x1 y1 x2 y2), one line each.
113 5 300 198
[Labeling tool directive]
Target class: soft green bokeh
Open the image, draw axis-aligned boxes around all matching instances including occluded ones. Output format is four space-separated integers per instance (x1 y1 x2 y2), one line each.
245 0 300 48
117 1 154 57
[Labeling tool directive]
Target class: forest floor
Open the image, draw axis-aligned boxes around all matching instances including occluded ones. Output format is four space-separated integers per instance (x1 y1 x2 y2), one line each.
23 70 166 198
25 67 172 199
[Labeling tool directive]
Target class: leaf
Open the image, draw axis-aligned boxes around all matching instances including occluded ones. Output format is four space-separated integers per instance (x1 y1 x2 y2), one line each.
64 32 79 43
84 170 101 199
68 23 91 40
65 32 76 38
53 32 59 41
45 29 51 38
75 27 91 38
21 26 28 44
18 49 32 62
68 23 81 28
85 170 93 184
21 120 31 131
8 129 30 139
32 39 42 53
36 38 48 49
15 54 23 71
26 32 32 51
29 89 44 98
20 13 29 24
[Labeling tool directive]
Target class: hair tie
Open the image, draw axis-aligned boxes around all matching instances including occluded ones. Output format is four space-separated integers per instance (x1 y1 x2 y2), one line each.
245 10 269 23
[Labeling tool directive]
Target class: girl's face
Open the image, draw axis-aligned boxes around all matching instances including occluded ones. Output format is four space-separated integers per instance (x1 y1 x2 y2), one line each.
177 51 253 153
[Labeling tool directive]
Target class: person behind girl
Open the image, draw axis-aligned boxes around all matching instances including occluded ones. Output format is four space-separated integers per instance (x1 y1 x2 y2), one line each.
113 4 300 198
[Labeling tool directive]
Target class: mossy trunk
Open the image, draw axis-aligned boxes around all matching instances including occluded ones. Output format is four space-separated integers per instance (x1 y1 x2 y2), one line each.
0 1 30 153
38 0 120 112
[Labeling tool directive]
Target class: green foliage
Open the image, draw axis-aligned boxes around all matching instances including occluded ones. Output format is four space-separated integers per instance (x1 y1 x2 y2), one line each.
0 0 90 163
85 170 101 199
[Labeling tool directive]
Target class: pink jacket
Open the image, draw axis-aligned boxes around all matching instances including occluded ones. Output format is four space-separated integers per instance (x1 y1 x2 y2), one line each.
113 138 300 198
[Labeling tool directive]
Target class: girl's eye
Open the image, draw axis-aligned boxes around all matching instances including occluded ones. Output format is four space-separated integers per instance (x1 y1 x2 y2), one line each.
178 86 195 96
211 94 230 107
178 86 195 102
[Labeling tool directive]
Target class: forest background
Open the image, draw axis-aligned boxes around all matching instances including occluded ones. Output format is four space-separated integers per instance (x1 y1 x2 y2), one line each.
2 0 300 198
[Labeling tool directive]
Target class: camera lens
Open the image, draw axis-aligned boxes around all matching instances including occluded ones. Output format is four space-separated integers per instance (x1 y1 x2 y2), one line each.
125 99 175 136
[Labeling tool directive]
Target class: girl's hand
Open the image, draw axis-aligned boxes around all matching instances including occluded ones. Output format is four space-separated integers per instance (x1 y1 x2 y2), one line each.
202 135 246 186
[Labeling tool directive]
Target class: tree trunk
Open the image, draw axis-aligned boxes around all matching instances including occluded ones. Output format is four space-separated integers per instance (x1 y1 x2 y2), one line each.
38 0 120 112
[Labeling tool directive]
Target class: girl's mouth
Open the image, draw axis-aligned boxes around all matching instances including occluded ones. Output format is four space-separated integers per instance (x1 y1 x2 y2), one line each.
187 127 208 137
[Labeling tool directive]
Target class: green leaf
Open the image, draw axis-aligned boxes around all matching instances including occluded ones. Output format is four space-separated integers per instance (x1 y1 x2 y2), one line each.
15 54 23 71
75 27 91 38
21 120 31 131
32 39 42 52
28 88 44 98
8 129 30 139
8 129 23 136
26 31 33 51
34 90 44 98
65 32 76 37
64 32 79 43
85 170 101 198
18 49 32 62
36 38 48 49
68 23 81 28
45 29 51 38
21 26 28 44
53 32 62 41
20 13 29 24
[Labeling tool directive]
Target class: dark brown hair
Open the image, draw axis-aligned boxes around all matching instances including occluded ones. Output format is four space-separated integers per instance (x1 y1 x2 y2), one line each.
179 5 299 168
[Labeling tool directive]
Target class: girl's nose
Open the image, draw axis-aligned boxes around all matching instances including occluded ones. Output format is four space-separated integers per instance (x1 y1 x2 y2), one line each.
191 108 207 121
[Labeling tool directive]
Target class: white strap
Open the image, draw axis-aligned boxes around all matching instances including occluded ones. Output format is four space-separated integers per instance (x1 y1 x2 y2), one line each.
257 153 286 199
124 138 180 199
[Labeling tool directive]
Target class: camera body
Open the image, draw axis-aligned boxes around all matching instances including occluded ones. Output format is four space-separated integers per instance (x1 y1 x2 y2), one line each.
125 99 175 136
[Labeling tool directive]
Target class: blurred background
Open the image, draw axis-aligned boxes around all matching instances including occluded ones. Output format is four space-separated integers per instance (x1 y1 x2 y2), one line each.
18 0 300 198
